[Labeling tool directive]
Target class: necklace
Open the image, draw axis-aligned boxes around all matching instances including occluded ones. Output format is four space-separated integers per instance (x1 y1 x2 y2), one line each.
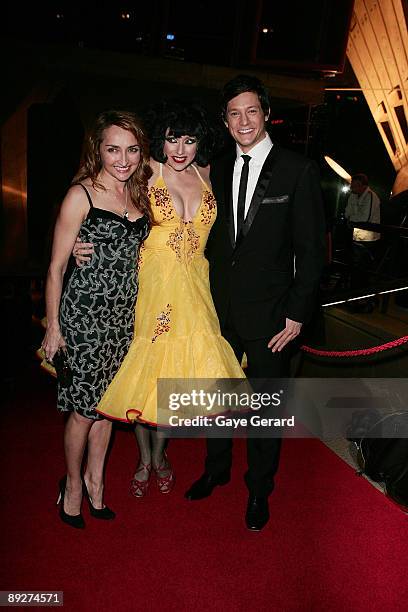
100 180 129 217
123 186 129 219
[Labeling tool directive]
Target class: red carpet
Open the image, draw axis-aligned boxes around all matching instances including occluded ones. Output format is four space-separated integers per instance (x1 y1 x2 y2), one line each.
1 364 408 611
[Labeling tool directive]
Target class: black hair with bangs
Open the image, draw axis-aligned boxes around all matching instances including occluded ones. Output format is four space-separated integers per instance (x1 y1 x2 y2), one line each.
145 100 219 167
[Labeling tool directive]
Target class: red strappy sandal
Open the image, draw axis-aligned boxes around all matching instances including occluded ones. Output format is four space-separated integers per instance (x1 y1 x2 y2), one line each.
130 462 152 498
154 454 175 494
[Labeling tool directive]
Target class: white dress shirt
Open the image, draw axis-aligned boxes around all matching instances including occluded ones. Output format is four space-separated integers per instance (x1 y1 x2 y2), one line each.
232 134 273 238
345 187 381 241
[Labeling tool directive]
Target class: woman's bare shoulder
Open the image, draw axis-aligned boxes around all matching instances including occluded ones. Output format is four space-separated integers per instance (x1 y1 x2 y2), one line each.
68 180 95 196
62 183 93 212
65 183 90 200
148 159 160 185
197 164 211 185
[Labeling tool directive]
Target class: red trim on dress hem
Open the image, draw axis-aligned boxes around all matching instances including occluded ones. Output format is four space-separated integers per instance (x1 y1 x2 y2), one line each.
95 406 251 428
95 407 160 427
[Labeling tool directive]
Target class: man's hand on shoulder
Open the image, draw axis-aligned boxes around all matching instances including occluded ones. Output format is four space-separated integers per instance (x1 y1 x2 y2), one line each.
267 318 302 352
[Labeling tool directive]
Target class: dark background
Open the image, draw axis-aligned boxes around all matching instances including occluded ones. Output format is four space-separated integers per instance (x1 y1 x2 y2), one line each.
1 0 396 267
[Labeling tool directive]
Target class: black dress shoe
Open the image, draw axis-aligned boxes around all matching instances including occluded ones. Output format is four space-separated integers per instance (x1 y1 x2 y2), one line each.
184 472 230 500
57 476 85 529
82 479 116 520
245 495 269 531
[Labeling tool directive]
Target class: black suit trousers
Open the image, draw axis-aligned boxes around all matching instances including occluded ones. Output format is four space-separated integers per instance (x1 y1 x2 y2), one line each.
205 310 289 497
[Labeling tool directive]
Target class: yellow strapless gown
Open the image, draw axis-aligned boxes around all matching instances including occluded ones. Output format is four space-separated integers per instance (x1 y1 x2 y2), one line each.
96 167 245 425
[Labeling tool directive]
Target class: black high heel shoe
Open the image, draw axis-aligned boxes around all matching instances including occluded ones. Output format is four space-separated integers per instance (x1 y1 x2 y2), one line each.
82 478 115 520
57 476 85 529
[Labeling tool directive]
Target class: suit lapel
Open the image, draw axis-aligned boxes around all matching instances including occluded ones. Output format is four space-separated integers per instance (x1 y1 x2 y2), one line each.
222 153 236 248
241 146 279 240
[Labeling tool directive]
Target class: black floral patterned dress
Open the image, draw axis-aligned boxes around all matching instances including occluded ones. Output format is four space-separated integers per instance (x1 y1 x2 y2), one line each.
58 184 149 420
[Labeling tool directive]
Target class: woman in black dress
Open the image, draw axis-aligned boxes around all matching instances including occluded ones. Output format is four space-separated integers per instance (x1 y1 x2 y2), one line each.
41 110 152 528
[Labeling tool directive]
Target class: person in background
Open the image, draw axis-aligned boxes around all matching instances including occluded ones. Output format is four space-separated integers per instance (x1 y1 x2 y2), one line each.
41 110 151 528
345 173 381 311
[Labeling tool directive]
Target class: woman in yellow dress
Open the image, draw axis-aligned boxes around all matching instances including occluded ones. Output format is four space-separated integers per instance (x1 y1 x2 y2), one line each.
76 102 245 496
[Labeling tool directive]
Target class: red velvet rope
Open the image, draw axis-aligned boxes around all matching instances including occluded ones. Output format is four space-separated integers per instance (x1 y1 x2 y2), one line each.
301 335 408 358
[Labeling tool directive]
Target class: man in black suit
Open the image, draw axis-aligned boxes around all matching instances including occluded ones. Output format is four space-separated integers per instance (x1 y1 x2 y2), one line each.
185 75 326 531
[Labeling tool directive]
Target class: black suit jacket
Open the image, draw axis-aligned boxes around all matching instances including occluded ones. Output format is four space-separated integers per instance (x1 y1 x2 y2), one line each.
207 144 326 340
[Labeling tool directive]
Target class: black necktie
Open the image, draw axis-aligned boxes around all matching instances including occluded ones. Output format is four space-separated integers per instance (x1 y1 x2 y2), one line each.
236 154 251 242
